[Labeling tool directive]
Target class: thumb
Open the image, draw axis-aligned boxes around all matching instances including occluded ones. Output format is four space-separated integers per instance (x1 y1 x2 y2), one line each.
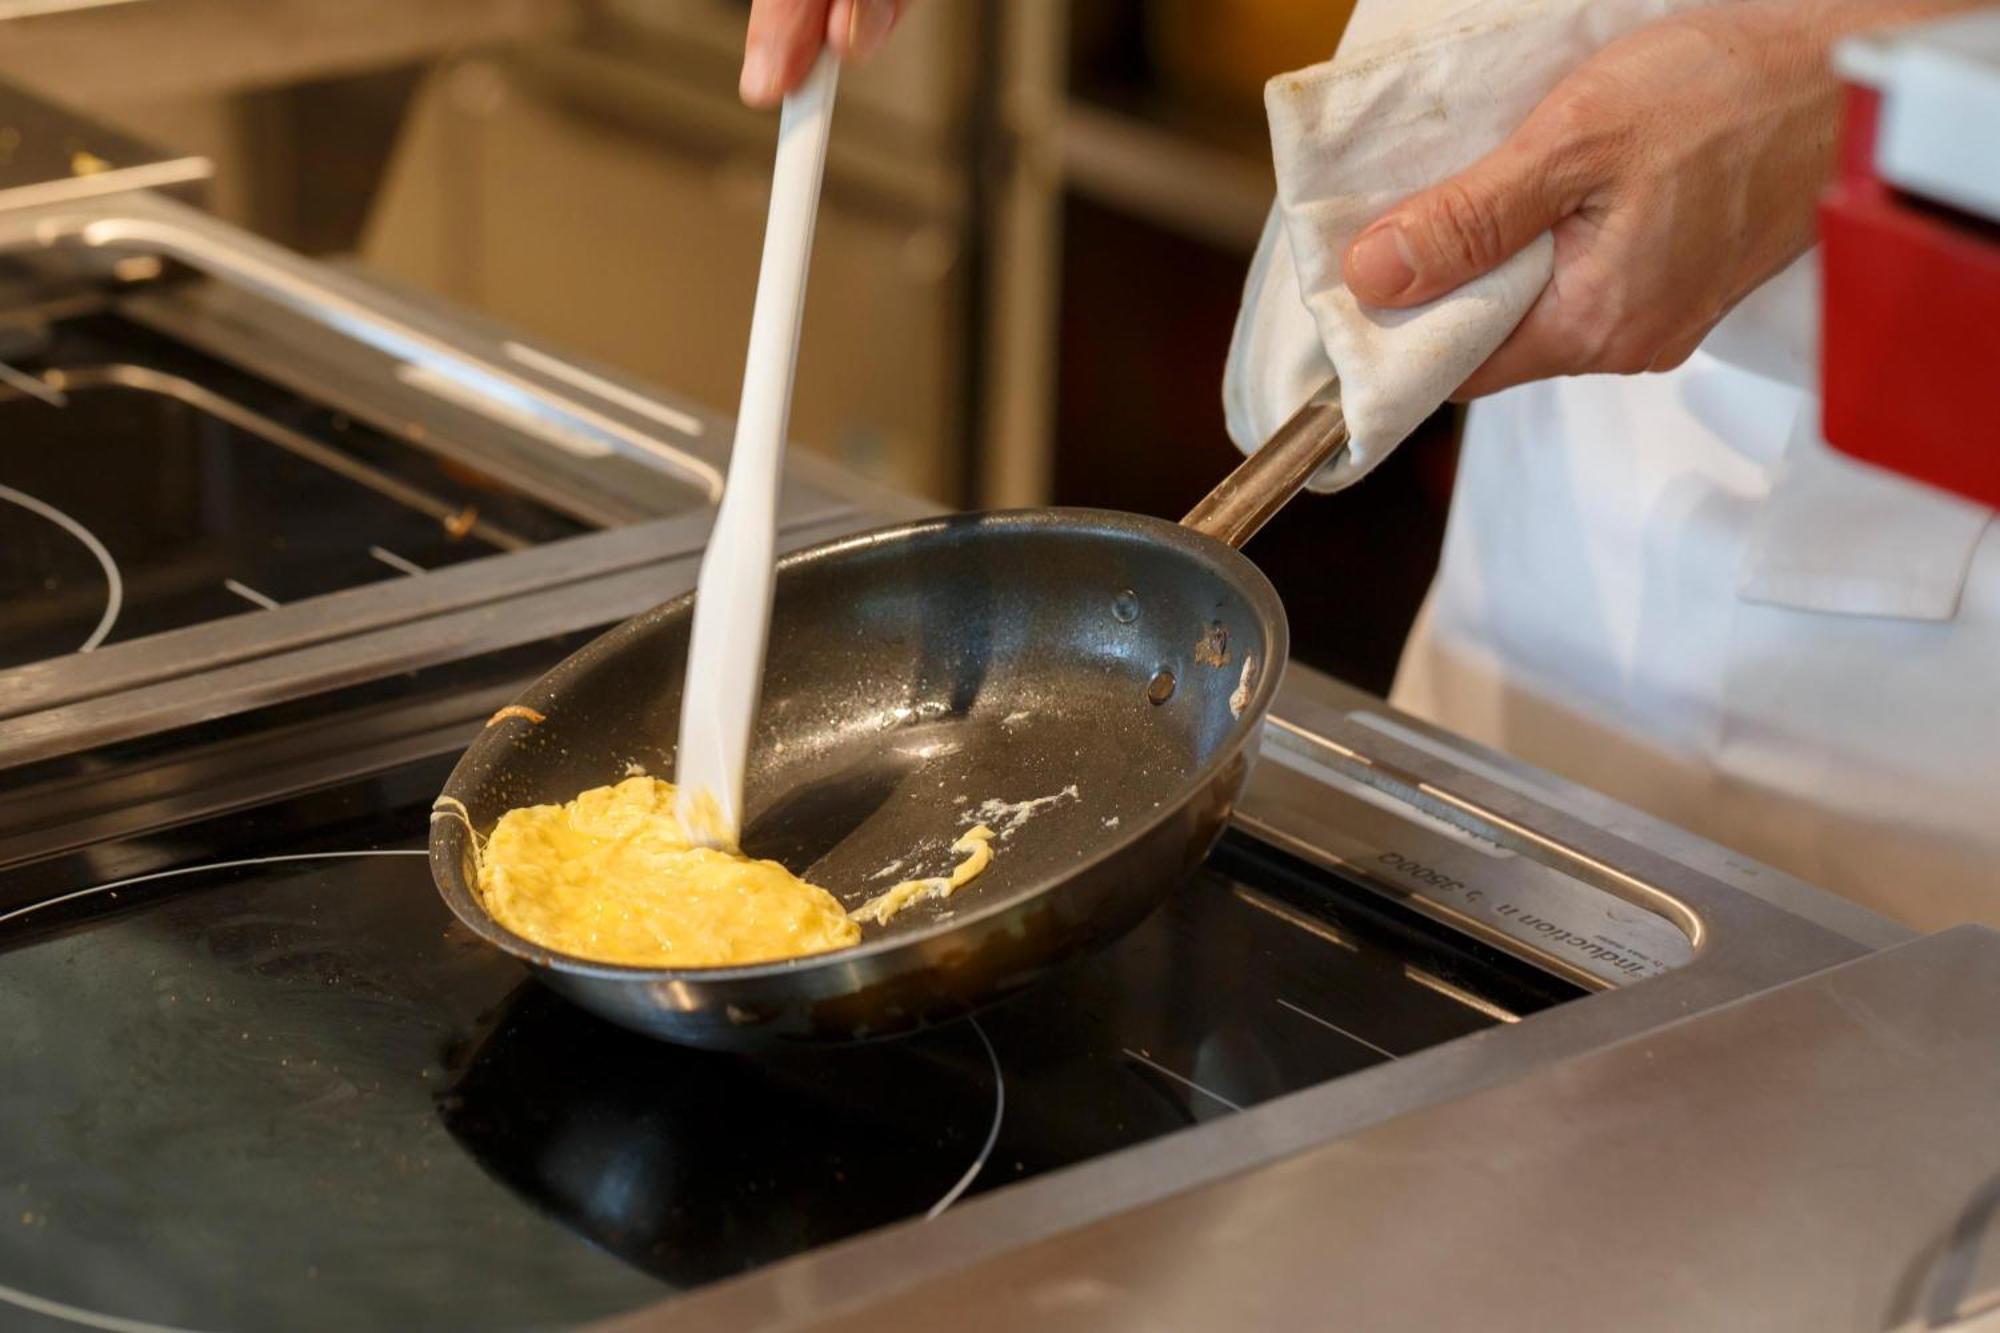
1343 145 1567 308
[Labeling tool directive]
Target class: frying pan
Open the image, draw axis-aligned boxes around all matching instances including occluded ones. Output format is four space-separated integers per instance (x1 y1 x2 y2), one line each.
430 382 1348 1047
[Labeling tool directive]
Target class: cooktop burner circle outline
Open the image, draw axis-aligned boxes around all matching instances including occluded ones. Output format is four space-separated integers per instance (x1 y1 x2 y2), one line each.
0 1281 209 1333
929 1018 1004 1219
2 844 1009 1327
0 848 427 930
0 480 123 655
0 848 434 1333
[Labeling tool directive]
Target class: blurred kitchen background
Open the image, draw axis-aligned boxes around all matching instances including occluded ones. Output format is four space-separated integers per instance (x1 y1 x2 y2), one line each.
0 0 1460 695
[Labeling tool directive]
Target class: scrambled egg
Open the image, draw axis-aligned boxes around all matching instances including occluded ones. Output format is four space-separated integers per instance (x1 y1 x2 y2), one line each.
477 776 859 968
475 776 1004 968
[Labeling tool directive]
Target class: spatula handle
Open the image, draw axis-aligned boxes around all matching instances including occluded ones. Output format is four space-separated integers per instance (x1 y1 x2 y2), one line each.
675 53 840 849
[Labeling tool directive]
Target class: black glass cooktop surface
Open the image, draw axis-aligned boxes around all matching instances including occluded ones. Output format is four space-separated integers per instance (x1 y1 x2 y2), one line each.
0 756 1576 1331
0 309 588 671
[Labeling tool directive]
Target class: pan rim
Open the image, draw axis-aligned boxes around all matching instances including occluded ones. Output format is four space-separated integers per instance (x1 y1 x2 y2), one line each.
429 506 1290 984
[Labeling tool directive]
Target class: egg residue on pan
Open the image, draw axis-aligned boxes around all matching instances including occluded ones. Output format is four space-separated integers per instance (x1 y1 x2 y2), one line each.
850 825 996 927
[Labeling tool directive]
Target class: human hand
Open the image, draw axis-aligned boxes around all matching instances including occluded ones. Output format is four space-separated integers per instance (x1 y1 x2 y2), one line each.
1339 0 1973 401
740 0 912 107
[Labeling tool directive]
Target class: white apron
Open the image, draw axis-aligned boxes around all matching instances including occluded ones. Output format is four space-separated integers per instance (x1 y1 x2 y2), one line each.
1389 358 2000 932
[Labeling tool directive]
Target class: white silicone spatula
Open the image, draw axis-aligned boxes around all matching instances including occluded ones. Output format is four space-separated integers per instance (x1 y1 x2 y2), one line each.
675 52 839 849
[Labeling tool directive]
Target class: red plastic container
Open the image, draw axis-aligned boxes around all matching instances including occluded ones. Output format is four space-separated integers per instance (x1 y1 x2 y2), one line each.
1820 84 2000 508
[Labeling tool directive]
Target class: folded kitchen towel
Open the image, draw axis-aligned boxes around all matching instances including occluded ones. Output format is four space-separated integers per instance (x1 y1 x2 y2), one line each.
1224 0 1708 484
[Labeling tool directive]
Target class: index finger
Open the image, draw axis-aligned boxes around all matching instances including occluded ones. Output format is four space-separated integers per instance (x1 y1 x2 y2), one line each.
742 0 833 106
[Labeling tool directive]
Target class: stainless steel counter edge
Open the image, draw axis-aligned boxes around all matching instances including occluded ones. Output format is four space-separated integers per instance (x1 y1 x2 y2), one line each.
0 188 946 533
0 190 733 500
1271 665 1913 955
596 676 1903 1332
721 924 2000 1333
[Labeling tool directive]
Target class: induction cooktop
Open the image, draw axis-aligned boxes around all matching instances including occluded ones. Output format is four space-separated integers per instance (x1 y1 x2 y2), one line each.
0 748 1575 1331
0 308 589 671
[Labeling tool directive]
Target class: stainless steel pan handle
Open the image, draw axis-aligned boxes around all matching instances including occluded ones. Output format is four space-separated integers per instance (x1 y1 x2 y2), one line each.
1181 377 1347 550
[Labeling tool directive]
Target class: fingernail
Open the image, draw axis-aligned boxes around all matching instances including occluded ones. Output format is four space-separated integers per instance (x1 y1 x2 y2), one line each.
847 0 894 59
1347 221 1417 303
740 45 778 105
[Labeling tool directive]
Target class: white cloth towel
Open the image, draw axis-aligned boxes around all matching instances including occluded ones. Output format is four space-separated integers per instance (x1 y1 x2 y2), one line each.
1224 0 1716 479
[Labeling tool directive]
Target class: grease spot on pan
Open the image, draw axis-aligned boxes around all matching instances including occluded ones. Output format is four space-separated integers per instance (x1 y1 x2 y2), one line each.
1194 622 1229 668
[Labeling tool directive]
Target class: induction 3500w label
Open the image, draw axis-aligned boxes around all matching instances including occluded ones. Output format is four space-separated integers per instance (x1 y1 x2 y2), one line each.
1254 736 1692 988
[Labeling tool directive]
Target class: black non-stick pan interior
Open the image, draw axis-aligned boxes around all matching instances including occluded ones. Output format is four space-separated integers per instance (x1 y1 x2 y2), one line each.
439 509 1285 953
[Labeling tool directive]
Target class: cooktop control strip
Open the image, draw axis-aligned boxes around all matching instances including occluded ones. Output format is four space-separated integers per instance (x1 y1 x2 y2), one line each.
1249 724 1693 989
